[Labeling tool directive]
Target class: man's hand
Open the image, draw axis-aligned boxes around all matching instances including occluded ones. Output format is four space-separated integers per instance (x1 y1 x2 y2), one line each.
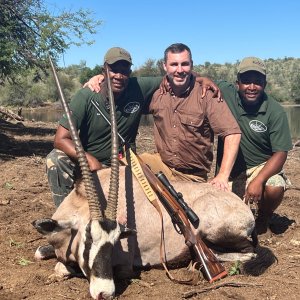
213 133 240 192
196 76 222 100
209 173 229 191
86 152 103 172
244 177 264 205
243 152 288 205
83 74 104 93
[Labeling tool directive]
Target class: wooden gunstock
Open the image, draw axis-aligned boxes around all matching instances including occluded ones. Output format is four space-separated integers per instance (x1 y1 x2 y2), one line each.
193 235 228 283
138 158 227 283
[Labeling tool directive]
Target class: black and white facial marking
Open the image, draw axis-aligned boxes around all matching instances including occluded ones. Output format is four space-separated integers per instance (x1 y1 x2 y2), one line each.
79 219 121 300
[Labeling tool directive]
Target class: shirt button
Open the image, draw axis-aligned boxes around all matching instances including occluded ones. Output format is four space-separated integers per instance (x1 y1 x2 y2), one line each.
174 154 177 157
173 125 176 128
174 110 177 113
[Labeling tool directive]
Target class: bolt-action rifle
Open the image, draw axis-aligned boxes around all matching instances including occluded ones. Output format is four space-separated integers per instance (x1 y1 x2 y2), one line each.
138 159 227 283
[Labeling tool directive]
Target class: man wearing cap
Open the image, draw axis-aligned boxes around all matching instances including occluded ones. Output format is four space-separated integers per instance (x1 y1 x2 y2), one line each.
216 57 292 235
46 47 163 207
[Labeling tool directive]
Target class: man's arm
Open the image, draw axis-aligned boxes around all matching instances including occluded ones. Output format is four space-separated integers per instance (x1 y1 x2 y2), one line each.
83 74 104 93
244 151 288 204
83 73 222 100
192 72 221 100
209 133 241 191
54 125 103 172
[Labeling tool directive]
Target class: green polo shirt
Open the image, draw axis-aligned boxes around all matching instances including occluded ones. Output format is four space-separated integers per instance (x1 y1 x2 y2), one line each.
59 76 162 165
216 81 292 178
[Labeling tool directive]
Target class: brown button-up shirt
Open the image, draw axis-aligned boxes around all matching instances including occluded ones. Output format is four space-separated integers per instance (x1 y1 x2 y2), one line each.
149 78 241 174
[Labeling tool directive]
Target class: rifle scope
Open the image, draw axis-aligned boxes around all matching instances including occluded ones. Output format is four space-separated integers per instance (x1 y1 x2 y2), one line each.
156 171 199 227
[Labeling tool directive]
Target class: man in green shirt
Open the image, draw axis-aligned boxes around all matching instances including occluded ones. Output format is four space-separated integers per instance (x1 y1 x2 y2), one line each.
216 57 292 235
47 47 162 206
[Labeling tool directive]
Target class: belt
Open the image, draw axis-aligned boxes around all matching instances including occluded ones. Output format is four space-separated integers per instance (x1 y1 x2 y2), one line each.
174 167 207 178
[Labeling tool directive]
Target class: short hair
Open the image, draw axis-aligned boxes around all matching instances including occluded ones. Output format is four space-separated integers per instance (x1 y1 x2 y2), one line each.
164 43 192 63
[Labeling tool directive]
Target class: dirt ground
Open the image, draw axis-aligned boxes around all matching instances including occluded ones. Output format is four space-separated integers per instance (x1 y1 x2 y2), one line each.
0 118 299 300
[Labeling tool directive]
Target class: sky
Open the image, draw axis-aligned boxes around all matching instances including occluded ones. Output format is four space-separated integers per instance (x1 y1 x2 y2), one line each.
45 0 300 70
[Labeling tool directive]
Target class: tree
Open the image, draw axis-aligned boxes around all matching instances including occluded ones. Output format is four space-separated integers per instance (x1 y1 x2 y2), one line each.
0 66 80 107
132 59 161 77
156 59 165 76
0 0 102 81
79 65 103 85
291 72 300 103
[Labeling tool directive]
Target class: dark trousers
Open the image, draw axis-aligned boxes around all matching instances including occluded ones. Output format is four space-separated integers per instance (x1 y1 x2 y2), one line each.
46 149 78 207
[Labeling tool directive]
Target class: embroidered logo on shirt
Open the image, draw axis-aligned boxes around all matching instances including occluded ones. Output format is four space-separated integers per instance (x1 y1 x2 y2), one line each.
249 120 267 132
124 102 140 113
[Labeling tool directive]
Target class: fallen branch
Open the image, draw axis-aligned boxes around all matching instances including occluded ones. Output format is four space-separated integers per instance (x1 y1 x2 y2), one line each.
26 236 44 243
288 186 300 191
293 140 300 148
183 282 263 298
0 106 24 121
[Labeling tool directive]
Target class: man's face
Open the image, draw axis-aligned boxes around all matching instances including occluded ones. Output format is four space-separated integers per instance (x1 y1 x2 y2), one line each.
163 50 193 88
106 61 131 94
236 71 267 106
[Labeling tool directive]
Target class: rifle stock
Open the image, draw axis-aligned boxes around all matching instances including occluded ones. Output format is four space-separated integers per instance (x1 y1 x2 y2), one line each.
193 235 228 283
138 158 227 283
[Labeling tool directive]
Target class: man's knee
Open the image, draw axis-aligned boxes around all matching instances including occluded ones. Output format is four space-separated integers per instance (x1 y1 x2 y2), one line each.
46 150 76 181
264 173 287 203
264 185 284 202
46 149 77 207
266 173 288 190
46 149 74 171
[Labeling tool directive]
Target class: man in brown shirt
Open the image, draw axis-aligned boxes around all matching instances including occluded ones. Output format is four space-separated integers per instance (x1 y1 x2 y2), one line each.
140 43 241 191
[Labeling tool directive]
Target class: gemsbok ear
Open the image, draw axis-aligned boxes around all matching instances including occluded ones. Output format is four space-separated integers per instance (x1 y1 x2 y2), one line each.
32 218 59 234
32 218 74 234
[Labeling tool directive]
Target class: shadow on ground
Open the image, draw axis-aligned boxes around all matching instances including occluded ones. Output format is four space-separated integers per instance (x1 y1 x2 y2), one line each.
0 119 55 160
270 213 296 234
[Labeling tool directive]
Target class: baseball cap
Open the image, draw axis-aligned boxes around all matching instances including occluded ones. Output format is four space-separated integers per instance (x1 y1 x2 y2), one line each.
104 47 132 65
237 57 266 76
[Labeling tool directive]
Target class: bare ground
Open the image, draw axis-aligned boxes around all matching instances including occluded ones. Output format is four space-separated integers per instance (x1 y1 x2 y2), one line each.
0 118 299 300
